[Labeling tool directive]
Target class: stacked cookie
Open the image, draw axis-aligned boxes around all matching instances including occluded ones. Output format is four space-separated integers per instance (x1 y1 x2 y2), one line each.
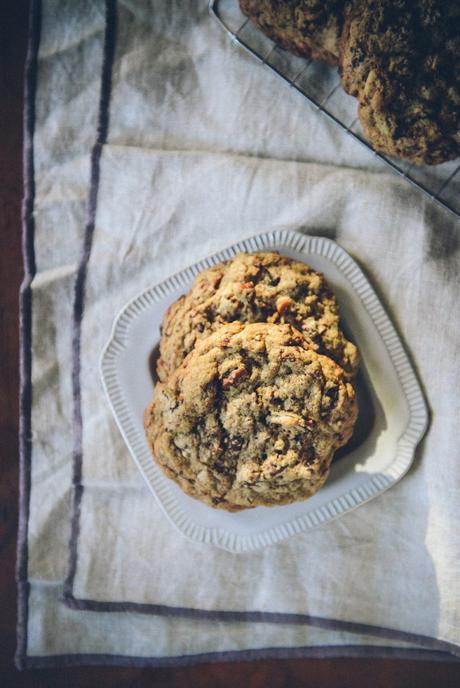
240 0 460 165
144 252 359 511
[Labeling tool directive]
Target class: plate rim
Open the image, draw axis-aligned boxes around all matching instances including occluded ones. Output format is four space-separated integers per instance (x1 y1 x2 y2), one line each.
100 228 428 552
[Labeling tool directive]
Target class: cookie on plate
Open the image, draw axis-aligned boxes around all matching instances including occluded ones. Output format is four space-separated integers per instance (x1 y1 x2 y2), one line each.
157 251 359 382
145 322 358 511
239 0 346 65
340 0 460 164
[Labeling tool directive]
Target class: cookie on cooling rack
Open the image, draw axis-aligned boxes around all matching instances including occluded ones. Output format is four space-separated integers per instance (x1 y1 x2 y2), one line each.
340 0 460 164
157 251 359 382
239 0 346 65
145 322 358 511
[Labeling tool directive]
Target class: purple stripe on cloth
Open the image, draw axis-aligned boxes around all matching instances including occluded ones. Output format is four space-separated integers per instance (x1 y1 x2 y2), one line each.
63 595 460 659
17 646 460 670
15 0 42 671
65 0 117 601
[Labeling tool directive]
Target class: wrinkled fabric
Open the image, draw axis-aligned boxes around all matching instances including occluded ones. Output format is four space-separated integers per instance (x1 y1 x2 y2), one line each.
23 0 459 664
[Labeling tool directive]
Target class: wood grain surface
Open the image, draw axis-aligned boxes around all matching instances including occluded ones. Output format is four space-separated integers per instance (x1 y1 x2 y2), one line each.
1 2 459 686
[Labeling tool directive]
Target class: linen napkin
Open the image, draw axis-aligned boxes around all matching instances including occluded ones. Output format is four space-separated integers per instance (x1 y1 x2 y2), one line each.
17 0 459 667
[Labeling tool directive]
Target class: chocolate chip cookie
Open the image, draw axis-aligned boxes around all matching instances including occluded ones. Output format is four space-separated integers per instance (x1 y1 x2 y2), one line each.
157 251 359 382
145 322 358 511
239 0 346 65
340 0 460 164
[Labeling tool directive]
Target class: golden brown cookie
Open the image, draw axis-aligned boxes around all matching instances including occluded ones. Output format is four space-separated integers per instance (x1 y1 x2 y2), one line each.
157 251 359 382
340 0 460 164
239 0 346 65
146 323 358 511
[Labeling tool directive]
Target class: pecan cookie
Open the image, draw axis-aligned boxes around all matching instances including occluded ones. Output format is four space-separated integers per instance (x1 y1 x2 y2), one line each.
239 0 346 65
145 322 358 511
157 251 359 382
340 0 460 164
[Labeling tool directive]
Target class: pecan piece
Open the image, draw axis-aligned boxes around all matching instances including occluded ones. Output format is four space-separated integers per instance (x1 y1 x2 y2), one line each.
222 366 247 388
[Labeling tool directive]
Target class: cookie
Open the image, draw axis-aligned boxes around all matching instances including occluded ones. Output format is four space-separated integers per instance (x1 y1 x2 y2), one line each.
239 0 346 66
145 322 358 511
157 251 359 382
340 0 460 164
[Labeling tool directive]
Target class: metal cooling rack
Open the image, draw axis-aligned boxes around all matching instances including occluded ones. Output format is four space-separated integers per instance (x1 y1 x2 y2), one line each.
209 0 460 220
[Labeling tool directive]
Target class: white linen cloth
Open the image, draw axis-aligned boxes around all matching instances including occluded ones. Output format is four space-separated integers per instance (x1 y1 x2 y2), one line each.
19 0 460 666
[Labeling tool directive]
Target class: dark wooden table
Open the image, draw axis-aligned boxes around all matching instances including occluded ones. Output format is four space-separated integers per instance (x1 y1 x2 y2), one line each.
1 3 459 687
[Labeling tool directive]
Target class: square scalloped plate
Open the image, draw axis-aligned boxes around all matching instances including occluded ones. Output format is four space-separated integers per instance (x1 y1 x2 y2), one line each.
100 230 428 552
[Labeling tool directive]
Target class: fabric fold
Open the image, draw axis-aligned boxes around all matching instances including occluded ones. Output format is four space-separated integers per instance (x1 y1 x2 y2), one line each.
66 145 460 656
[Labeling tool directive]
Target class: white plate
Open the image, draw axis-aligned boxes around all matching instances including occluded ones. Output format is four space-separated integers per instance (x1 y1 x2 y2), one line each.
100 230 428 552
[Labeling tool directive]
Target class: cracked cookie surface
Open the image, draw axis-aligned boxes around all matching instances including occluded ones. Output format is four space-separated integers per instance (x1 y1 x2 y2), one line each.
145 322 358 511
239 0 346 65
340 0 460 164
157 251 359 382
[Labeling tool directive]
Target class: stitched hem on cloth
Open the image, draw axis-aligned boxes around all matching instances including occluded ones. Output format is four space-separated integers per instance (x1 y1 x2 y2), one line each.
18 646 460 670
16 0 42 671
